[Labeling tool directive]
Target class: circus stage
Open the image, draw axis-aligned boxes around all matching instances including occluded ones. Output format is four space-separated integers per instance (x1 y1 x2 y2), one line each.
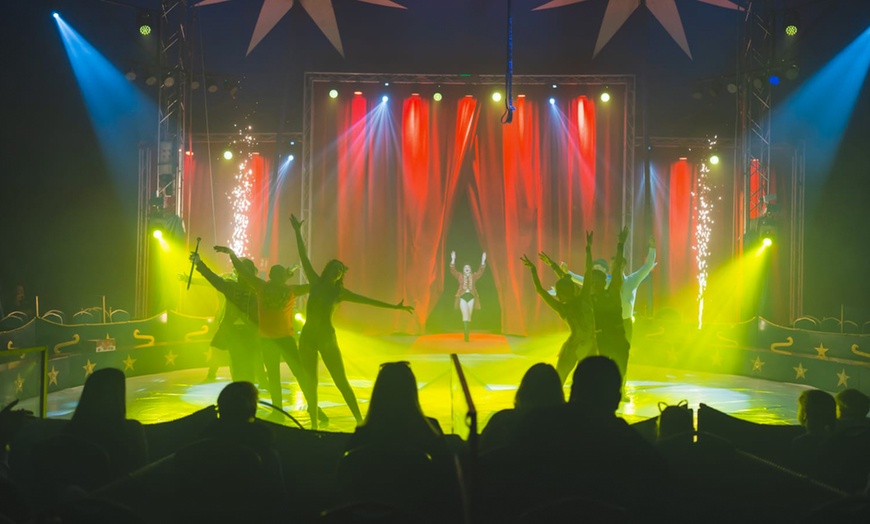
21 332 809 434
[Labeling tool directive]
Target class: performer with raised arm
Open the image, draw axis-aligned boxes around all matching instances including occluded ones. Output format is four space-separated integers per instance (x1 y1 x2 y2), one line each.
290 214 414 430
560 233 656 343
521 231 597 384
450 250 487 342
587 227 632 382
189 252 259 383
212 246 324 425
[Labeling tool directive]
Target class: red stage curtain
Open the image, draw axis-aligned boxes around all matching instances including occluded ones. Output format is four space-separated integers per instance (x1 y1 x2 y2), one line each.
310 89 620 335
668 159 696 298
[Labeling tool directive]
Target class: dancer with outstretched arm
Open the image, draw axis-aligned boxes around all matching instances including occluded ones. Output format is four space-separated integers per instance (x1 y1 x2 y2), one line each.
290 214 414 430
521 231 597 384
449 250 486 342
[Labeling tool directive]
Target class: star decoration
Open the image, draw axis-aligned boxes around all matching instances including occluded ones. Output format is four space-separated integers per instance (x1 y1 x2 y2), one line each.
204 347 214 362
837 369 850 387
814 343 829 359
83 359 96 377
751 356 765 372
793 362 807 380
165 351 178 366
711 350 722 367
196 0 407 56
14 374 24 393
533 0 741 58
48 366 60 386
123 355 137 372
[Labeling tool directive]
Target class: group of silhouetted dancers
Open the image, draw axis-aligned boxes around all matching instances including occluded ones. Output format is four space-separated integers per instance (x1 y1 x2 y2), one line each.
192 216 657 428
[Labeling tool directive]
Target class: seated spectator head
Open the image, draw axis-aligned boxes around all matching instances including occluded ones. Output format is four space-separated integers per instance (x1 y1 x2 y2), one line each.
71 368 127 427
515 363 564 411
656 401 693 443
568 356 621 414
364 362 435 437
835 388 870 421
554 276 577 302
798 389 836 434
218 381 259 424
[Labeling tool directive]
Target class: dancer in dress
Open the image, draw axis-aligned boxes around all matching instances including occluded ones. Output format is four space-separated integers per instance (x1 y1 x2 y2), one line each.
450 251 487 342
290 215 414 429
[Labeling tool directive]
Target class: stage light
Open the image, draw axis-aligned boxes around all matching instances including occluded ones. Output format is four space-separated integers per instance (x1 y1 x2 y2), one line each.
549 97 555 105
137 10 153 36
600 91 611 102
190 79 200 90
709 154 720 165
207 81 219 93
294 313 305 323
433 92 442 101
784 10 799 36
145 74 158 86
328 89 338 99
492 92 502 102
354 91 362 96
763 237 773 247
552 84 557 89
785 65 800 81
769 75 780 86
288 154 294 161
163 75 175 88
382 95 388 103
124 70 136 81
384 82 390 86
223 150 233 160
152 230 163 240
726 81 738 94
52 12 59 19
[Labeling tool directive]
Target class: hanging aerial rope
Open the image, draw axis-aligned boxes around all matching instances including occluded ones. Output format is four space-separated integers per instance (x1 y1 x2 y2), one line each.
502 0 515 124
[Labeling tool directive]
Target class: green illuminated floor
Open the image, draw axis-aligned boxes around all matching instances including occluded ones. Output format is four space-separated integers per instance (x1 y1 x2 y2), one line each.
39 332 810 433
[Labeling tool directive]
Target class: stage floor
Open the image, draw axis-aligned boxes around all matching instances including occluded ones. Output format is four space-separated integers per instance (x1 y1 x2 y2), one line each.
34 332 810 433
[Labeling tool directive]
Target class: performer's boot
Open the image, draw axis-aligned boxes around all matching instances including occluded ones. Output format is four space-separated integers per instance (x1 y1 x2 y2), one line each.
463 322 470 342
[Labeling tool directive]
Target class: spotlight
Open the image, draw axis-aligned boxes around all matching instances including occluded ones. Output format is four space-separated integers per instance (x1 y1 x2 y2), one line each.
145 74 158 86
762 237 773 247
52 12 59 19
492 92 502 102
152 230 163 240
384 82 390 86
549 97 555 105
769 75 780 86
328 89 338 99
600 91 611 102
552 84 557 89
125 70 137 81
207 82 219 93
784 10 799 36
354 91 362 96
433 92 442 101
382 95 388 103
190 79 200 90
223 150 233 160
294 313 305 322
137 10 154 36
709 154 720 165
288 154 294 161
163 75 175 88
726 81 738 94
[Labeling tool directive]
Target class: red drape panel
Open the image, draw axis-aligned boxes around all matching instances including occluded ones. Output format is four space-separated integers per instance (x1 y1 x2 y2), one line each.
399 95 478 332
667 160 695 297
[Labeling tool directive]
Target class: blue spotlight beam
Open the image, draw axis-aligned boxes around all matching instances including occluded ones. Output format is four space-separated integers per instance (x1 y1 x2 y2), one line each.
772 25 870 177
53 14 155 187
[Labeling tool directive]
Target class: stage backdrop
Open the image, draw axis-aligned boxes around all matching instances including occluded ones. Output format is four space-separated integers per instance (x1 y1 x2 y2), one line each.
306 76 632 335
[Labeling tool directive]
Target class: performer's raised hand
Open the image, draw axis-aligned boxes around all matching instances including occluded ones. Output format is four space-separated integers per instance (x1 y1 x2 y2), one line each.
395 299 415 314
538 251 555 267
520 254 536 271
189 252 201 265
481 252 487 265
648 235 656 249
451 251 456 264
560 261 569 273
214 245 232 255
586 230 594 246
619 226 629 243
290 214 303 231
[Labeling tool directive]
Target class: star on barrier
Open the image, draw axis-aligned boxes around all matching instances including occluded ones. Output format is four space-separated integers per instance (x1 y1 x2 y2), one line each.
793 362 807 380
48 366 60 386
533 0 741 58
14 374 24 393
751 356 765 372
196 0 406 56
814 343 829 359
165 351 178 366
123 354 137 372
83 359 96 377
837 369 850 387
